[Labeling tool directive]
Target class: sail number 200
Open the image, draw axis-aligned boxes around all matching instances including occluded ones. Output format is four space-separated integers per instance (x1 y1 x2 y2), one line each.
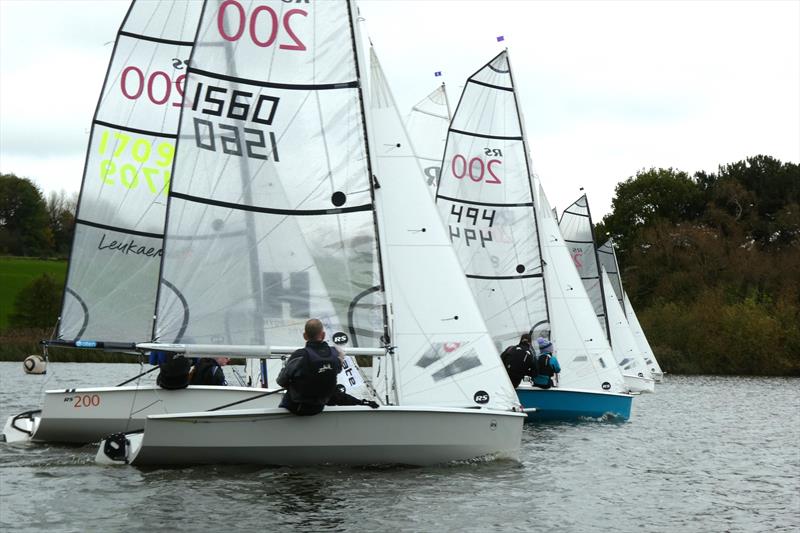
71 394 101 408
451 155 502 184
217 0 308 51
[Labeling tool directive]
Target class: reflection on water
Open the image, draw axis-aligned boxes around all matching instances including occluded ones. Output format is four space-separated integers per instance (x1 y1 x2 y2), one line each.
1 364 798 532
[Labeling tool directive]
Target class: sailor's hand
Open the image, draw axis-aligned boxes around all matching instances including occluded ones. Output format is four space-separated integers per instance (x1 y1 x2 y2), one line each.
360 399 379 409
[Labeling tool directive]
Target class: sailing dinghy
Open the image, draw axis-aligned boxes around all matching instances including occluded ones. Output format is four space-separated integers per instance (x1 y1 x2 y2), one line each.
1 0 285 446
433 51 632 420
95 1 524 467
598 239 664 382
559 195 655 392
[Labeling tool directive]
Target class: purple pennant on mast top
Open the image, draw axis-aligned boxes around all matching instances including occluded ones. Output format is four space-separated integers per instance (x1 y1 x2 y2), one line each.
496 35 505 42
434 71 442 77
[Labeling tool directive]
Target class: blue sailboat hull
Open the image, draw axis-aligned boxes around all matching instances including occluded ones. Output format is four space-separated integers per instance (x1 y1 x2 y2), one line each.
516 387 632 421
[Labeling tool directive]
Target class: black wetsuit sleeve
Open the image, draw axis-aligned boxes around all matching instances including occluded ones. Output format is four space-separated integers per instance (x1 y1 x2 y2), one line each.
327 390 361 406
276 350 304 388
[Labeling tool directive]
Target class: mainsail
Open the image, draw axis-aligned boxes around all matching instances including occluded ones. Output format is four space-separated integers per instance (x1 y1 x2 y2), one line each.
559 194 611 342
435 51 548 349
405 84 452 194
624 291 664 378
153 0 385 349
369 47 517 410
58 1 202 343
601 268 648 376
599 238 664 378
597 238 625 315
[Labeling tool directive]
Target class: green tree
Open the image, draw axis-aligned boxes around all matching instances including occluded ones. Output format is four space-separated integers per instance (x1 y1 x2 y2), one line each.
599 167 704 258
46 190 77 257
8 274 62 329
0 174 53 256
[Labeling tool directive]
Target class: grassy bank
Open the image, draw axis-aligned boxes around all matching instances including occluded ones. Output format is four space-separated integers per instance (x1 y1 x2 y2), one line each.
0 256 67 330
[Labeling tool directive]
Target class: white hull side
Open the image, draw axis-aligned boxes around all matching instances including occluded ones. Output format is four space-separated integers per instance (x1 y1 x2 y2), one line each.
623 374 655 393
3 386 282 444
99 406 525 467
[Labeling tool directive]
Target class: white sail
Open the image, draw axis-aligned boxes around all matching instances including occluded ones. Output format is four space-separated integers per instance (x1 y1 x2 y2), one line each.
369 47 518 411
536 185 627 393
405 84 451 194
435 51 548 349
58 1 202 342
559 195 610 340
624 291 664 378
597 239 625 315
153 0 384 349
602 268 649 377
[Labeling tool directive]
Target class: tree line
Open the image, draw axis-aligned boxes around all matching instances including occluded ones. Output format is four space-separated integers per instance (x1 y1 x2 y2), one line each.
596 155 799 376
1 173 77 258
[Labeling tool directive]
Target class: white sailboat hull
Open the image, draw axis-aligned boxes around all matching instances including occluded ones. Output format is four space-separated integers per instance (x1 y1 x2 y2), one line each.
2 386 282 444
96 406 525 467
623 374 655 393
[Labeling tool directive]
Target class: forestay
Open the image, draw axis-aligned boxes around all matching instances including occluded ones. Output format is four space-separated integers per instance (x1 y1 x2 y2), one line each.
153 0 385 349
559 194 610 341
58 1 202 342
405 84 452 195
369 48 518 411
536 184 627 393
435 51 548 350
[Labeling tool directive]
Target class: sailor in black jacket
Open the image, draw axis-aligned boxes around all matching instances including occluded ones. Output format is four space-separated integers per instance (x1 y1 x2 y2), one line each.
277 319 343 416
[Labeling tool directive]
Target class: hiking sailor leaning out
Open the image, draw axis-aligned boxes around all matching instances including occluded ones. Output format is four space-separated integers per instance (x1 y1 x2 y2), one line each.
532 337 561 389
277 319 344 416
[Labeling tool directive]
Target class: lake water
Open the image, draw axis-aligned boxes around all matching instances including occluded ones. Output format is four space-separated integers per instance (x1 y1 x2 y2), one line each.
0 362 798 532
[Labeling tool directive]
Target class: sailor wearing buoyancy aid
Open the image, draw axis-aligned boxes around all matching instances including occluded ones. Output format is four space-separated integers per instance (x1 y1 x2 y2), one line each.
532 337 561 389
277 319 343 416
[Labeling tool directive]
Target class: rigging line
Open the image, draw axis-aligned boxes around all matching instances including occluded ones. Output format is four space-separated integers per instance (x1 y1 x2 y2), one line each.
410 107 449 120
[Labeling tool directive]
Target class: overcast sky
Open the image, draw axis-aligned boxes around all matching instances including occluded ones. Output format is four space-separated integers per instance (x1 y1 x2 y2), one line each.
1 0 798 219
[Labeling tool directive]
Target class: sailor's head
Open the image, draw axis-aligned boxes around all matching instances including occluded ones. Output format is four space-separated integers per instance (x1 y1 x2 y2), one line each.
537 337 553 354
519 333 531 346
303 319 325 342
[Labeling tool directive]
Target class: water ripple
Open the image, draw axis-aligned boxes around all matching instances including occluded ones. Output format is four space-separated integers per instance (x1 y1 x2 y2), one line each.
1 365 798 532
